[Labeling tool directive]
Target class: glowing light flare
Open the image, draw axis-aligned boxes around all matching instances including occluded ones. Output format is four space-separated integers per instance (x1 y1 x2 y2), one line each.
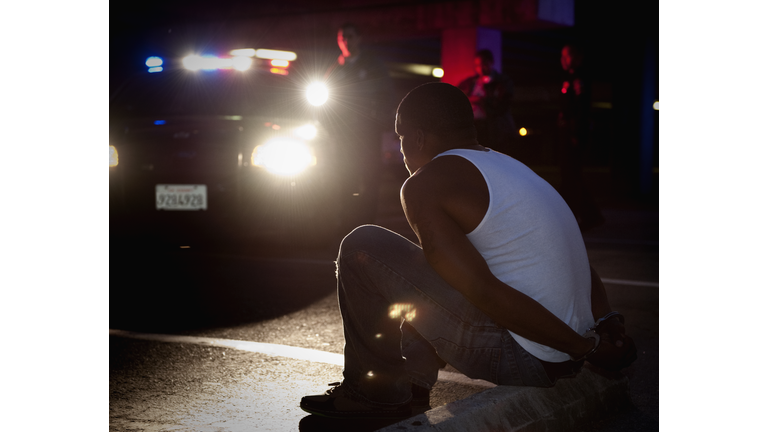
255 49 297 61
148 66 163 73
388 303 416 322
653 101 659 110
432 68 444 78
251 139 317 176
306 82 329 106
232 56 253 71
366 371 375 378
519 127 528 136
183 54 220 70
294 124 318 140
271 59 289 67
109 145 119 167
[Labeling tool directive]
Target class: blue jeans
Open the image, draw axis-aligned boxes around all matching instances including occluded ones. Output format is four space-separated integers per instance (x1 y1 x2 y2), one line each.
336 225 552 406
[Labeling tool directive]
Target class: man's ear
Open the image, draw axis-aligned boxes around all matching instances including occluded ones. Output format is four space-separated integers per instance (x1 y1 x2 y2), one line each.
415 129 425 150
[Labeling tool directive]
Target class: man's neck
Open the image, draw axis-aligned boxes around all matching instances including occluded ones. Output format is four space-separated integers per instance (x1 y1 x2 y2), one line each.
438 142 485 154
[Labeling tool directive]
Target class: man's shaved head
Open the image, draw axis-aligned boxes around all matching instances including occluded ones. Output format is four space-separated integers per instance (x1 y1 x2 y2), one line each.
396 83 476 141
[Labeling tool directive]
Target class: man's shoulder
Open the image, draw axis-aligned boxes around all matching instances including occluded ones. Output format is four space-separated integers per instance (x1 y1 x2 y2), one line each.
403 154 490 234
403 155 484 201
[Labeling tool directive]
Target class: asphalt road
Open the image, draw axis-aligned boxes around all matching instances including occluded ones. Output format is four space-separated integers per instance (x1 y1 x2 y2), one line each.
109 165 659 431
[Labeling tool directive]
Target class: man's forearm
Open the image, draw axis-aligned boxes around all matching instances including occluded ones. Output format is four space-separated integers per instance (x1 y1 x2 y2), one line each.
419 228 596 361
589 266 612 321
465 277 595 360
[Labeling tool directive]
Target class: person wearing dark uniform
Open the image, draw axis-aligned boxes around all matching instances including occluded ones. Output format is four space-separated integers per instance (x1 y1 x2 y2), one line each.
324 23 395 224
457 49 517 156
557 44 604 231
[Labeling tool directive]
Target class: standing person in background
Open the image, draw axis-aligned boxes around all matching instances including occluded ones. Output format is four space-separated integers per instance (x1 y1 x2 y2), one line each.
324 22 395 225
557 44 604 231
458 49 517 155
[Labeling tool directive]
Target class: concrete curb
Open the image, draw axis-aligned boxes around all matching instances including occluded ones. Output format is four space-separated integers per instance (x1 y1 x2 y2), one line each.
379 366 631 432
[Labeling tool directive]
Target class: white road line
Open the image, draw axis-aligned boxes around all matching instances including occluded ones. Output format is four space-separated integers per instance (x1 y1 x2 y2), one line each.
601 278 659 287
583 237 659 246
109 329 344 365
109 329 495 388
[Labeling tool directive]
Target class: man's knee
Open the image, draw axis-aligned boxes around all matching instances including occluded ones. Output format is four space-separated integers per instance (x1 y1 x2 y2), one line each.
340 225 386 255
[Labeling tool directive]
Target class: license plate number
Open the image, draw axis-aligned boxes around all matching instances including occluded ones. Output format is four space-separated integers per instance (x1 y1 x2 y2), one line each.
156 184 207 210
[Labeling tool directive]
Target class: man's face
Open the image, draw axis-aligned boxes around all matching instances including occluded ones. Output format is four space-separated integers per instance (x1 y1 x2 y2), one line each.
337 27 361 58
395 113 428 176
474 56 493 76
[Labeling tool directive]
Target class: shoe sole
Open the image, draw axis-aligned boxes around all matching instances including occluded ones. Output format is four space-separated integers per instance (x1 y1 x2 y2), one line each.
299 404 412 420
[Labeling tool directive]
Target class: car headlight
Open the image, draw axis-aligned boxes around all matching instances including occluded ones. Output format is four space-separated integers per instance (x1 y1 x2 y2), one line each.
306 82 328 106
251 138 317 176
109 145 119 167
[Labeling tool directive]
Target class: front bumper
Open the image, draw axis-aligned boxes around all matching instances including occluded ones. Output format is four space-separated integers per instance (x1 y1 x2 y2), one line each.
109 163 346 245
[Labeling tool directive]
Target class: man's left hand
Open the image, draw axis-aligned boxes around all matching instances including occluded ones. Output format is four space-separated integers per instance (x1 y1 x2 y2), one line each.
586 333 637 372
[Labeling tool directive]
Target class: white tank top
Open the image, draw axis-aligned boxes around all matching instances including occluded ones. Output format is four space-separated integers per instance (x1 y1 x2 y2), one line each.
434 148 594 362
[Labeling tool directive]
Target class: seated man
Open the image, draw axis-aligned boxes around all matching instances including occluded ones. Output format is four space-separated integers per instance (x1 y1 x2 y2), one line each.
300 83 636 419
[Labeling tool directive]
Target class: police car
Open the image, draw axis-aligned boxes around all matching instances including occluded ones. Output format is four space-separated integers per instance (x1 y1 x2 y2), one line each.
109 48 360 247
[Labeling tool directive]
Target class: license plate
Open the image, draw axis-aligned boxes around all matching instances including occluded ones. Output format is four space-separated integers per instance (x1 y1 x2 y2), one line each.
156 184 207 210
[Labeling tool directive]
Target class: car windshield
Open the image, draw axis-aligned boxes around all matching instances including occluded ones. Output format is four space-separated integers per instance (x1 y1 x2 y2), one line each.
110 68 304 119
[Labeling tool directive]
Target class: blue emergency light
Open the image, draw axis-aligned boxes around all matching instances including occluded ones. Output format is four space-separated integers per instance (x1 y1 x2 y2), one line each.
146 56 163 67
146 56 164 73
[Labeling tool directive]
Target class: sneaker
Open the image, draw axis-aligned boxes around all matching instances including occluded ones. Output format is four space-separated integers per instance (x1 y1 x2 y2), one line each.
300 382 412 420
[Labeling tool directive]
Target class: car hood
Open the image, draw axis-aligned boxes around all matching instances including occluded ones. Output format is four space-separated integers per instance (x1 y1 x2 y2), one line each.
110 115 327 144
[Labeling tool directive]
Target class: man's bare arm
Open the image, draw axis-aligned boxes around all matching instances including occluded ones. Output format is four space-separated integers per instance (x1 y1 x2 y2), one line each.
590 266 612 320
401 159 594 360
588 266 631 351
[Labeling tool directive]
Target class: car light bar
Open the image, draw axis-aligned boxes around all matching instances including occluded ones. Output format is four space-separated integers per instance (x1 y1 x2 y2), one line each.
146 56 164 73
230 48 257 57
182 54 253 71
145 56 163 67
164 49 296 72
255 49 297 61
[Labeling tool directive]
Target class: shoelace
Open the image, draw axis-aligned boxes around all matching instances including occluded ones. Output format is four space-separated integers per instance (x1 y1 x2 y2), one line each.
325 381 343 395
